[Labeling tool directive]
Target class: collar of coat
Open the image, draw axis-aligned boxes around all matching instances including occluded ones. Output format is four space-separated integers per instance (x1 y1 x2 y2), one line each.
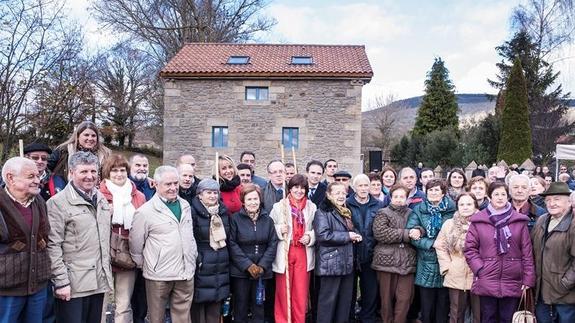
149 194 190 222
64 182 104 207
543 211 574 233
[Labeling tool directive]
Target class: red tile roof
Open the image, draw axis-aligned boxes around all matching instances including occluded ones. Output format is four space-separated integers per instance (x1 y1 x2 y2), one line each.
160 43 373 80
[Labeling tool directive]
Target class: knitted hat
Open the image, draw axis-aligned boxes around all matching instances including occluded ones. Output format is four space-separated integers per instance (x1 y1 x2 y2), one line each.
197 178 220 193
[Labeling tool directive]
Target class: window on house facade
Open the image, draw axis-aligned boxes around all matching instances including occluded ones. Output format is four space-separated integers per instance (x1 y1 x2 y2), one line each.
212 126 228 147
245 87 269 100
282 127 299 149
291 56 313 65
227 56 250 64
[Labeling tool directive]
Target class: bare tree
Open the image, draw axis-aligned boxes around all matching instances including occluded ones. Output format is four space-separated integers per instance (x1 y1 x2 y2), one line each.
0 0 82 161
90 0 276 63
362 94 400 160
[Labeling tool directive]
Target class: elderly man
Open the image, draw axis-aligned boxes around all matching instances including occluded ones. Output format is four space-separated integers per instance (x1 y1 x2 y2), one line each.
334 170 354 197
23 143 66 200
178 163 200 205
262 160 286 214
47 151 113 323
0 157 51 322
129 154 155 201
532 182 575 322
509 174 546 231
130 166 197 323
385 167 425 209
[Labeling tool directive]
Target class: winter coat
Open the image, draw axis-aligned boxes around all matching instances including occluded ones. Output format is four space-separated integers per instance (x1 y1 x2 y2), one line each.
190 196 231 303
269 198 316 273
406 198 456 288
220 185 242 214
313 199 355 277
309 182 327 207
129 195 198 282
434 215 474 291
347 195 384 265
383 188 426 210
531 211 575 304
229 208 278 280
178 176 201 206
371 204 416 275
129 176 155 201
262 181 285 215
47 184 113 298
464 208 536 298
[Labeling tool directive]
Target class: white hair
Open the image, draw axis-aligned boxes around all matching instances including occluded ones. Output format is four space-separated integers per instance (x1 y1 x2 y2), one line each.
154 165 179 184
2 157 36 183
352 174 370 188
508 174 531 188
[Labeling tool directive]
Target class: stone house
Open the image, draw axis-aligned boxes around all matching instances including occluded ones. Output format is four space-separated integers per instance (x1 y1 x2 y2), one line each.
160 43 373 176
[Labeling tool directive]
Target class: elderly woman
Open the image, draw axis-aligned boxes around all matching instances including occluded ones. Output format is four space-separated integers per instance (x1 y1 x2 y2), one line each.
99 154 146 323
468 176 489 210
372 184 416 323
434 192 480 323
447 168 467 201
270 174 316 323
380 166 397 197
49 121 111 179
368 173 385 202
406 179 456 323
229 184 278 323
530 176 547 210
215 155 243 214
314 182 362 323
464 182 535 323
190 179 231 323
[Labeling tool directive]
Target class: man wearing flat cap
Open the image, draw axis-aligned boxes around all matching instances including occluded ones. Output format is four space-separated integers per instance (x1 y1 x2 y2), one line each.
333 170 354 198
23 143 66 201
531 182 575 322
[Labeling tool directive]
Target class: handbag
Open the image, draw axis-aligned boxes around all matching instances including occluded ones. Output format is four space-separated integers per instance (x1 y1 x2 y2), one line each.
512 289 537 323
110 227 136 269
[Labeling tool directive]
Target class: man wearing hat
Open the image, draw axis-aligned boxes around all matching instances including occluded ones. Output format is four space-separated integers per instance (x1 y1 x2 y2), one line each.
531 182 575 322
23 143 66 201
333 170 354 198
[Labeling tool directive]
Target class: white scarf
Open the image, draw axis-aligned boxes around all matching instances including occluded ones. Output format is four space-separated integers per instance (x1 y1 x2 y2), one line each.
105 179 136 230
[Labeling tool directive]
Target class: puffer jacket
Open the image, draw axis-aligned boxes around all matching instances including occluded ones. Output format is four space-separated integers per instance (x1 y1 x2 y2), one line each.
229 208 278 279
531 211 575 304
464 208 535 298
434 215 474 291
190 196 231 303
313 198 355 277
47 184 113 298
129 194 198 282
406 198 456 288
371 204 416 275
347 195 384 266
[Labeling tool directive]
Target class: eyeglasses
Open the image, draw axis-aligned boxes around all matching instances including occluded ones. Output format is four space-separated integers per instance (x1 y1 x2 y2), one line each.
28 155 48 161
334 178 350 182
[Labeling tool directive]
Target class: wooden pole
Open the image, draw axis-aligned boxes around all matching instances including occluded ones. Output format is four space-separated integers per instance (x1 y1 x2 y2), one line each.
280 144 292 323
215 151 219 184
291 146 297 173
18 139 24 157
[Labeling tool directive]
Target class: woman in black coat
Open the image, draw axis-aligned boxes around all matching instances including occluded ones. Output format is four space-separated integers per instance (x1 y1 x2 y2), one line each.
314 182 363 323
229 184 279 323
190 179 231 323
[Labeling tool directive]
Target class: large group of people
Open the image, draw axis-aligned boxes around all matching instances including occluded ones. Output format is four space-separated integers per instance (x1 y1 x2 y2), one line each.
2 121 575 323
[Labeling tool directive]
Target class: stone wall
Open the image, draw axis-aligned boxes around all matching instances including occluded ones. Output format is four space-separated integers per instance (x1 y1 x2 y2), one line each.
163 78 365 177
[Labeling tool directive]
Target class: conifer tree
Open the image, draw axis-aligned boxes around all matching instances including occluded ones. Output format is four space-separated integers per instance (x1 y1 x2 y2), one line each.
412 57 459 137
497 58 532 163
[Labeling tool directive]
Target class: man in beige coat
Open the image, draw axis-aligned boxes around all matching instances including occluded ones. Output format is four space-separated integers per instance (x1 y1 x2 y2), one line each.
47 151 113 323
129 166 198 323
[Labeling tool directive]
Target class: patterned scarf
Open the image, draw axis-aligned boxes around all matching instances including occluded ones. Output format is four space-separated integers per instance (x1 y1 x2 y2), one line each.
446 211 472 253
327 196 354 230
425 197 450 239
288 193 307 225
487 202 513 255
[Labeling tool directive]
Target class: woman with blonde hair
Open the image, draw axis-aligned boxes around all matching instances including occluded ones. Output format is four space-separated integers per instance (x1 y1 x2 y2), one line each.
214 155 243 213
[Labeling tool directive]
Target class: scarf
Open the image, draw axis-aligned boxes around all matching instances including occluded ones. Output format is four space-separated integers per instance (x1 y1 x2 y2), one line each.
327 196 354 230
446 211 472 253
487 202 513 255
105 179 136 230
203 202 227 251
219 175 241 192
425 197 450 239
288 193 307 225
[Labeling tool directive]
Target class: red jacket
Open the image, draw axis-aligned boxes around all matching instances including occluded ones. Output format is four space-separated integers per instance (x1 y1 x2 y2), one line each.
220 185 242 214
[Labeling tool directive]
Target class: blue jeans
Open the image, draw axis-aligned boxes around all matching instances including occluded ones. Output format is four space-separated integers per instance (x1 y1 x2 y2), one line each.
0 287 48 323
536 302 575 323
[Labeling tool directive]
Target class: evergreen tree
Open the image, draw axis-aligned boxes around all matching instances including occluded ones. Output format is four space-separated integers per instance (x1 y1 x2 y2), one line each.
412 57 459 137
497 59 532 164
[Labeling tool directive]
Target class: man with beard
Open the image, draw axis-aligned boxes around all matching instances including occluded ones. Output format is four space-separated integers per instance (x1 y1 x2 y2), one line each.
178 163 201 205
129 155 155 201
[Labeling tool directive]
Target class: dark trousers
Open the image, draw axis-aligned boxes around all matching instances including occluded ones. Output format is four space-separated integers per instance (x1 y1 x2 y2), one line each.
479 296 519 323
536 302 575 323
356 264 379 323
264 277 275 322
191 301 221 323
317 274 354 323
448 288 480 323
131 269 147 323
54 293 104 323
419 286 449 323
407 286 421 321
43 282 55 323
231 277 265 323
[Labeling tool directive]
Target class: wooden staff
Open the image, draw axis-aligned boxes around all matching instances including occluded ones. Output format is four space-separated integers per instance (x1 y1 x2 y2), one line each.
19 139 24 157
280 144 292 323
291 146 297 173
215 151 219 184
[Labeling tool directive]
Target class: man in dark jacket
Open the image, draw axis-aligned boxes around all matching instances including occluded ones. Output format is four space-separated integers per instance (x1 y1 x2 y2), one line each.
509 174 546 231
384 167 425 209
307 160 327 206
23 143 66 201
347 174 385 323
0 157 51 322
178 163 201 205
532 182 575 322
262 160 286 214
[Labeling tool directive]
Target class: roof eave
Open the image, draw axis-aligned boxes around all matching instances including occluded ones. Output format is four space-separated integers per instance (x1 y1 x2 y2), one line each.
159 71 373 83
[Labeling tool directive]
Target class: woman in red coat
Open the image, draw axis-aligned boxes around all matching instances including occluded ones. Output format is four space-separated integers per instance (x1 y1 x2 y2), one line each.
99 154 146 323
215 155 242 213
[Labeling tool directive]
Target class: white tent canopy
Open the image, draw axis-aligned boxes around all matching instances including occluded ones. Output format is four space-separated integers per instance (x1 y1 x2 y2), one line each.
555 144 575 180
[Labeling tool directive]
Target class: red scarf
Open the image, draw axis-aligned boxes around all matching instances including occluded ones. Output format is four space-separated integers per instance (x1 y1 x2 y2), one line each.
288 194 307 225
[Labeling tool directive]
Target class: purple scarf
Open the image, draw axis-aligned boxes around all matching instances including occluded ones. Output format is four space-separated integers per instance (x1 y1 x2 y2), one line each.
487 202 513 255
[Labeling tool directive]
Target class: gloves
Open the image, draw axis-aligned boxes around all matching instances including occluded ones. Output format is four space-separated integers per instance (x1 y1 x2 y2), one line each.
247 264 264 279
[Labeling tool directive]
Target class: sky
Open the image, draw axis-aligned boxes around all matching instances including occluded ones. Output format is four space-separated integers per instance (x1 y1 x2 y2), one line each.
69 0 575 111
